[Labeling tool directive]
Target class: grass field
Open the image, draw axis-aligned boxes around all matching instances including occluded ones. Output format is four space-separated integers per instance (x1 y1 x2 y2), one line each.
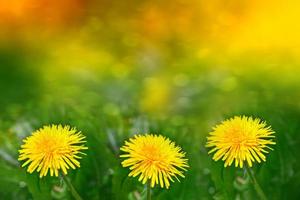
1 1 300 200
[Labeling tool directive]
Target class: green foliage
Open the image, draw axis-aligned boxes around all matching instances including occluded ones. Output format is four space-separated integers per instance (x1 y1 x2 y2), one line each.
0 48 299 199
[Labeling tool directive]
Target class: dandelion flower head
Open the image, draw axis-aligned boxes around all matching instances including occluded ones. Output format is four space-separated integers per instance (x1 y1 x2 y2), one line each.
19 125 88 177
120 134 188 189
206 116 275 168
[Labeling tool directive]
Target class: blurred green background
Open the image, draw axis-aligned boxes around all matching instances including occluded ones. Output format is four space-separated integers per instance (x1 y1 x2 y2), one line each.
0 0 300 199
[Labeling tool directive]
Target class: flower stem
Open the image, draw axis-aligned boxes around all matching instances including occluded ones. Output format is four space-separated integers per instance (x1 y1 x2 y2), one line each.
147 180 151 200
245 167 268 200
62 175 83 200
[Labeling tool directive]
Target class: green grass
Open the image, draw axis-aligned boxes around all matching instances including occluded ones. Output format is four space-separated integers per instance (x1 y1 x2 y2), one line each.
0 49 300 200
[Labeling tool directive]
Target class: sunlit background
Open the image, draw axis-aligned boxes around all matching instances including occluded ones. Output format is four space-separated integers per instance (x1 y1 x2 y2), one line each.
0 0 299 199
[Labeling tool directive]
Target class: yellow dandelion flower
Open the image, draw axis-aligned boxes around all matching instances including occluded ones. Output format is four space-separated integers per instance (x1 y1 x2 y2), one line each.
206 116 275 168
120 134 188 189
18 125 88 178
